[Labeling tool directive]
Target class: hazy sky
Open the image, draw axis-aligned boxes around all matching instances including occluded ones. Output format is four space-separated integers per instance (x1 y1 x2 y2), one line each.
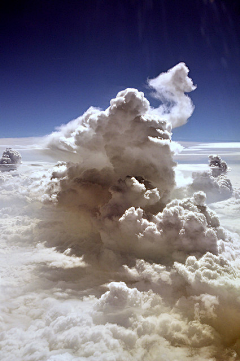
1 0 240 141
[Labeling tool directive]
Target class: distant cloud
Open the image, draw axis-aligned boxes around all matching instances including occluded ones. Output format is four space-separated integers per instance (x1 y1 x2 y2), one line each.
0 148 22 171
189 155 233 202
0 148 22 165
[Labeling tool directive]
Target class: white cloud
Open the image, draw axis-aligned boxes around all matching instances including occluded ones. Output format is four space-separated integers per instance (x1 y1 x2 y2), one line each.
0 64 240 361
148 62 196 128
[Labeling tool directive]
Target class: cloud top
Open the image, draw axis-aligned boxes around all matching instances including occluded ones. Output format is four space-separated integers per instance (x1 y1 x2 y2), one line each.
148 62 196 128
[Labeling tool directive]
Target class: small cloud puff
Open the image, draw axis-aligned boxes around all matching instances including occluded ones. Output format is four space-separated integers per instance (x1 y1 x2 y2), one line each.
188 155 233 203
0 148 22 171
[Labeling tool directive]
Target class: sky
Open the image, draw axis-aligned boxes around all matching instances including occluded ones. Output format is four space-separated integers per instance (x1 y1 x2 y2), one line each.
1 3 240 357
1 0 240 141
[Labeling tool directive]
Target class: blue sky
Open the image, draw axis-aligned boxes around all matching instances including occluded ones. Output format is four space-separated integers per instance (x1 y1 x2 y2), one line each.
1 0 240 141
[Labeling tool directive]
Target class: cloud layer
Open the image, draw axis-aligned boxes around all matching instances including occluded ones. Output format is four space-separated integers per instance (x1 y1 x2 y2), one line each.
0 64 240 361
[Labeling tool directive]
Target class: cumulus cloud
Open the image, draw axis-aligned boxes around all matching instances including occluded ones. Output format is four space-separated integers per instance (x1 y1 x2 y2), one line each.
0 148 22 171
188 155 233 203
0 64 240 361
99 192 220 265
45 86 176 210
148 62 196 128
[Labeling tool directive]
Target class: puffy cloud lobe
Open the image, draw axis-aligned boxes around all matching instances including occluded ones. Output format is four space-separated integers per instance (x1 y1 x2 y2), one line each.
148 62 196 128
100 193 220 264
174 251 240 351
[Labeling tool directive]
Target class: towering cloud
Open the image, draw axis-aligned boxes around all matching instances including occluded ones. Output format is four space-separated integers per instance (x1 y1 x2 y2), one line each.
45 86 176 208
0 64 239 361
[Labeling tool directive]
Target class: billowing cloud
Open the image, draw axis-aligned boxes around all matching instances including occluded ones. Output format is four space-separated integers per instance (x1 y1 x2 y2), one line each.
45 86 176 208
148 62 196 128
0 64 240 361
188 155 233 203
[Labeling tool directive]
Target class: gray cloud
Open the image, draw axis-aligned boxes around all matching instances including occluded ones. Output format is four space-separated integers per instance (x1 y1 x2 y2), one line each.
188 155 233 203
0 148 22 172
